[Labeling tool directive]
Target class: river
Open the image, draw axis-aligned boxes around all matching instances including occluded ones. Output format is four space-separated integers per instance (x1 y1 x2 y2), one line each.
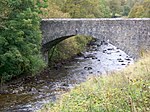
0 39 133 112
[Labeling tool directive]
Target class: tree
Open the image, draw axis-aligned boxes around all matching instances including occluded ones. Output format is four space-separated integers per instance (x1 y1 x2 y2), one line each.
0 0 46 82
128 0 150 18
122 5 131 16
40 0 70 18
107 0 121 17
0 1 10 29
62 0 111 18
99 0 111 18
51 0 66 8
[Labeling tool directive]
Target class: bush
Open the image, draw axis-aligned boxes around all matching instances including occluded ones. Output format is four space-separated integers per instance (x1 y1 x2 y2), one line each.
0 0 47 82
128 0 150 18
48 35 92 64
122 5 130 16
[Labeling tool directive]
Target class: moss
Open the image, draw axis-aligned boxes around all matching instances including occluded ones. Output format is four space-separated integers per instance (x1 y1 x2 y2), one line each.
39 52 150 112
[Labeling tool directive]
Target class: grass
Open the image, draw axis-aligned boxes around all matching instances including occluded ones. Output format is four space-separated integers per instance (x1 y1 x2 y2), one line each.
39 52 150 112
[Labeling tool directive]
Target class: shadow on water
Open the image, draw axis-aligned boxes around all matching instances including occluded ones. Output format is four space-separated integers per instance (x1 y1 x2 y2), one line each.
0 39 134 112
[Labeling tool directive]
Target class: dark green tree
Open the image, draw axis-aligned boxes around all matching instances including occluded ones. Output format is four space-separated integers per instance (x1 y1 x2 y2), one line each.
122 5 131 16
0 0 46 82
128 0 150 18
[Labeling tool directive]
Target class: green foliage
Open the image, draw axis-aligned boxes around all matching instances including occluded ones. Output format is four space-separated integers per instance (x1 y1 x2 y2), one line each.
98 0 111 18
41 0 70 18
42 0 149 19
39 52 150 112
0 1 10 29
0 0 46 82
128 0 150 18
62 0 111 18
105 0 149 17
48 36 92 64
51 0 66 8
107 0 122 17
122 5 131 16
126 0 143 8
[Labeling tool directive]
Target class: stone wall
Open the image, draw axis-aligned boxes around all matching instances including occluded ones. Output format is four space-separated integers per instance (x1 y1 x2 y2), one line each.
41 18 150 62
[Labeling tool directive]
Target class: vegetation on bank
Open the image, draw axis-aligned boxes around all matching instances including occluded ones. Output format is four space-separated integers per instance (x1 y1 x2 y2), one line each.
39 52 150 112
48 36 93 64
0 0 149 111
0 0 149 82
0 0 47 82
39 1 150 111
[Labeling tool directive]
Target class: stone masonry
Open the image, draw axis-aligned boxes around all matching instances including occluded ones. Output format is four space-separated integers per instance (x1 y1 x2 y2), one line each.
41 18 150 63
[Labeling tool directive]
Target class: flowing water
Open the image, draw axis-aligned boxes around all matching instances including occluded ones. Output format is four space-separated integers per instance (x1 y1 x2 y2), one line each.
0 39 134 112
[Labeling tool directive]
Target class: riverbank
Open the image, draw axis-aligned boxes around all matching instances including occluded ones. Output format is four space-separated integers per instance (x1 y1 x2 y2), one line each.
39 52 150 112
0 39 134 111
48 35 93 66
0 36 93 111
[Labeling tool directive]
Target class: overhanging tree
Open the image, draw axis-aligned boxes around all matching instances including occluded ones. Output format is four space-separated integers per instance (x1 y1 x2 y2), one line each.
0 0 47 82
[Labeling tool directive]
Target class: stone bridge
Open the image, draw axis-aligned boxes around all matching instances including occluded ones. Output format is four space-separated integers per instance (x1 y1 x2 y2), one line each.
41 18 150 64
